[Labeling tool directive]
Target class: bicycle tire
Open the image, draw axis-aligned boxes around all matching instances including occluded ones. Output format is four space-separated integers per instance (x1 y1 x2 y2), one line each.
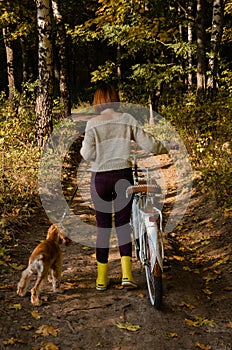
144 232 163 309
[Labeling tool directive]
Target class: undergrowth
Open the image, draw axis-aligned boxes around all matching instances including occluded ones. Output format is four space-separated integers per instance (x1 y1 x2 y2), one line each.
0 88 231 224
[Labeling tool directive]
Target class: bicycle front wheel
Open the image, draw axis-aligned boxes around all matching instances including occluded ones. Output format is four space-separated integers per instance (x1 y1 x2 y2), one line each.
144 232 163 309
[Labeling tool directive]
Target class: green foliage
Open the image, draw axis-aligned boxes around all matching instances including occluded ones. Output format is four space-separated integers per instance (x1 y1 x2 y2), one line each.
0 83 40 216
91 60 116 83
159 93 232 210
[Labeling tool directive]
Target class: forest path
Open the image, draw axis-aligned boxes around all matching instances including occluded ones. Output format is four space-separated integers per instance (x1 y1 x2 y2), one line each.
0 151 231 350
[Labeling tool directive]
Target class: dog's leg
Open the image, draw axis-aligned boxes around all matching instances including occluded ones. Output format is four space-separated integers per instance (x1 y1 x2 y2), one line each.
31 268 48 306
51 256 63 293
17 267 33 297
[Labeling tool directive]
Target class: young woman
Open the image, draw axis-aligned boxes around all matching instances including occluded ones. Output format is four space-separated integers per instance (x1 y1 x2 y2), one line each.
80 84 169 291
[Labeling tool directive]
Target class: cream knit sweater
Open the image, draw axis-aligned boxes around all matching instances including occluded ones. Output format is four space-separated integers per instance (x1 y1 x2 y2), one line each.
80 110 168 172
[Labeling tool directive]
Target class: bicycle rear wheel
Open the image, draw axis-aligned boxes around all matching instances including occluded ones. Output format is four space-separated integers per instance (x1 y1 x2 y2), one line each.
144 232 163 309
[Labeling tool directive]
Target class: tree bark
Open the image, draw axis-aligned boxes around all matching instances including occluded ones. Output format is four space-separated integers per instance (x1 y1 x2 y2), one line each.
207 0 224 100
187 1 193 89
51 0 71 118
2 27 15 100
196 0 206 102
35 0 54 148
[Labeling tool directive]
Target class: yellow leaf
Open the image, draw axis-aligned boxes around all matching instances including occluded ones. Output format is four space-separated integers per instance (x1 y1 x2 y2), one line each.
195 342 211 349
115 321 141 332
173 255 184 261
179 301 196 310
185 318 198 327
8 303 22 310
185 317 215 328
3 338 24 345
31 310 42 319
138 293 145 298
164 332 178 338
21 325 33 330
9 263 26 270
202 288 213 295
115 284 124 290
226 322 232 328
35 325 59 337
183 266 192 271
40 341 59 350
82 246 91 252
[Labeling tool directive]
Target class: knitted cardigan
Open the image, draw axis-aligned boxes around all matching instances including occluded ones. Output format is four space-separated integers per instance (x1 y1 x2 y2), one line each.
80 111 168 172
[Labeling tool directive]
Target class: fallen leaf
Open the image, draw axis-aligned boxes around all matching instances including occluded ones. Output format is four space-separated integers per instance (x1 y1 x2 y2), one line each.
115 321 141 332
21 325 33 330
40 341 59 350
183 266 192 271
173 255 185 261
195 342 211 349
226 322 232 328
82 246 91 252
115 284 123 290
35 325 59 337
0 284 14 290
185 317 215 328
96 342 104 348
3 338 24 345
8 303 22 311
179 301 196 310
138 293 145 298
9 263 26 270
202 288 213 295
164 332 178 338
31 310 42 319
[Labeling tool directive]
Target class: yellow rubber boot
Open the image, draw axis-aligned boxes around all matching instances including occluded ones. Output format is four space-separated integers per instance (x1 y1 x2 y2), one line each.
121 256 137 288
96 262 109 291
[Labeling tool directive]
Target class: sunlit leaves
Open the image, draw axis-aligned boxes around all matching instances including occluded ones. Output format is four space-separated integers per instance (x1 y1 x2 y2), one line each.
31 310 43 319
115 321 141 332
35 325 59 337
185 316 216 328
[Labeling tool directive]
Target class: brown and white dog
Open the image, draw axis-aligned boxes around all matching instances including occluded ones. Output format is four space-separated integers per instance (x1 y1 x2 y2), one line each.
17 224 68 306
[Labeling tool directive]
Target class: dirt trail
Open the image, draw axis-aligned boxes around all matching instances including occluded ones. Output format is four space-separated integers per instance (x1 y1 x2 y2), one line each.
0 153 231 350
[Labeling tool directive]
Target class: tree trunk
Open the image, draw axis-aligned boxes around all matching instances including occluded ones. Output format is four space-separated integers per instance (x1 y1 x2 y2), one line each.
187 1 193 89
51 0 71 118
207 0 224 100
196 0 206 102
2 27 15 100
35 0 54 148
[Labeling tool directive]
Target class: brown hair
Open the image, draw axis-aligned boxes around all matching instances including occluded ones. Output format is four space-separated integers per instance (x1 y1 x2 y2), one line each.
93 84 120 112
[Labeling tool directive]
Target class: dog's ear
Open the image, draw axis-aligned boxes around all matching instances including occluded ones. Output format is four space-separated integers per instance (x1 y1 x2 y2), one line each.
46 224 57 239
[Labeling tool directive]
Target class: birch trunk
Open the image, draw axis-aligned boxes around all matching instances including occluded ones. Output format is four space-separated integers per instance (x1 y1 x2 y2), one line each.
207 0 224 100
2 27 15 100
51 0 71 118
35 0 54 148
196 0 206 101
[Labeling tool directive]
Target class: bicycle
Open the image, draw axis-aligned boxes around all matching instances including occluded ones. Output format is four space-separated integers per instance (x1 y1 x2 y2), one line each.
126 155 164 309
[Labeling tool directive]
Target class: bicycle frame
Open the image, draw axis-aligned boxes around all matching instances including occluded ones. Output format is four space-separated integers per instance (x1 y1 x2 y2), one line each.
130 188 164 273
126 155 164 308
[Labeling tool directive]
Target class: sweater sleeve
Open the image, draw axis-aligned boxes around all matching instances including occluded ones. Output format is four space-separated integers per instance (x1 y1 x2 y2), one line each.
80 123 96 161
132 121 169 155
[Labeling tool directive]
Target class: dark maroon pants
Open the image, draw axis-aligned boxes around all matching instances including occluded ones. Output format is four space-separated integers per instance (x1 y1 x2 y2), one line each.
90 168 133 263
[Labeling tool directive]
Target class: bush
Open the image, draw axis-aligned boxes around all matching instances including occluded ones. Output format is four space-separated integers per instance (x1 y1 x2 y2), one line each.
0 85 41 216
159 92 232 210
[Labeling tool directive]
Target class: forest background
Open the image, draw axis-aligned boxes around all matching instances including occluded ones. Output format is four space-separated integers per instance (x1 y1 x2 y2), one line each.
0 0 231 230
